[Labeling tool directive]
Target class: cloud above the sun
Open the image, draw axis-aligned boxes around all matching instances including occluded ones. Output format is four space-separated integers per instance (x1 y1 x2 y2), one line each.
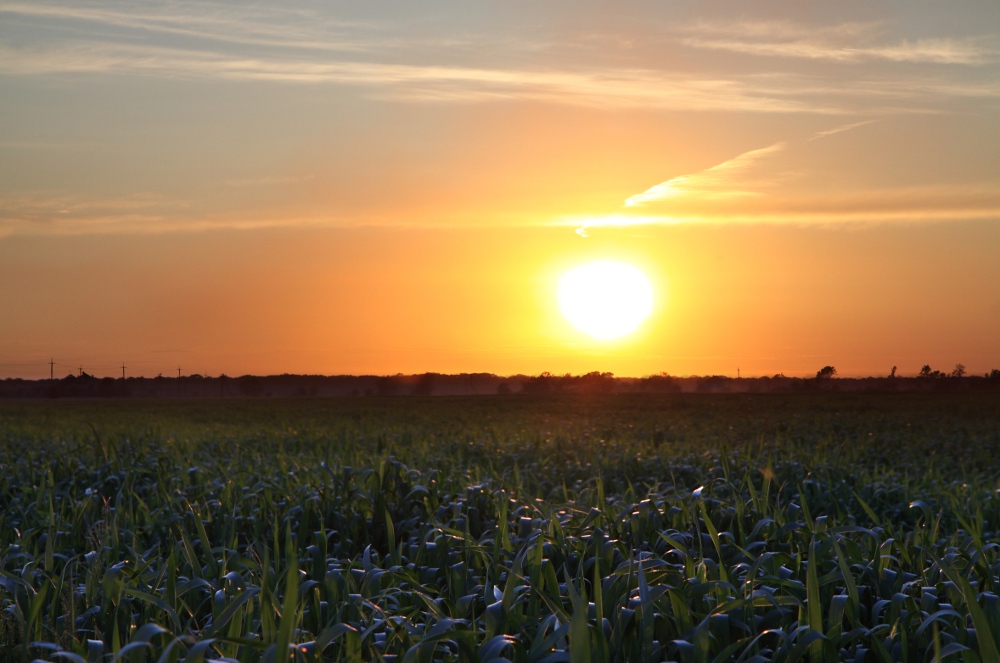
570 122 1000 235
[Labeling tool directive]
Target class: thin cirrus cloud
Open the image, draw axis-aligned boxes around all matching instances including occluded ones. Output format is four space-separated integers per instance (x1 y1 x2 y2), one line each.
569 190 1000 236
0 2 538 62
3 41 998 115
0 42 849 114
807 120 879 141
5 120 1000 238
680 20 999 65
7 5 994 66
0 191 343 237
0 2 377 53
570 123 1000 234
2 6 998 238
2 5 999 114
0 186 528 236
624 142 786 207
0 191 186 236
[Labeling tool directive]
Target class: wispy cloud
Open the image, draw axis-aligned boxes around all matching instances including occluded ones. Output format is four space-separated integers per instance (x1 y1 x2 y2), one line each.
0 190 530 237
686 36 998 65
680 20 999 65
858 39 999 65
808 120 877 141
625 143 786 207
1 191 177 215
0 191 319 236
3 41 997 115
0 2 375 53
572 128 1000 233
8 6 994 68
0 192 187 235
2 6 997 239
5 175 1000 239
0 2 535 62
1 6 998 118
0 42 853 114
569 203 1000 235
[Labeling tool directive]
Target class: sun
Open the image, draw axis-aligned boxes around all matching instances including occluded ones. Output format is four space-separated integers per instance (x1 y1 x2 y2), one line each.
558 260 654 340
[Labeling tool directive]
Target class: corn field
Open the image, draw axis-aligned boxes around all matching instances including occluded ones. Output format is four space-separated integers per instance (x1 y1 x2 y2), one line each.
2 393 1000 662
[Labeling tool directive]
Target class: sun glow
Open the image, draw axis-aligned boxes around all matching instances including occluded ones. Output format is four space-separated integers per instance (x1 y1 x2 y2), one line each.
558 260 654 340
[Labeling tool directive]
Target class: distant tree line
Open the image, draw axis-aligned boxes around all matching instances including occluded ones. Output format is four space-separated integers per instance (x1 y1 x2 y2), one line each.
1 365 999 399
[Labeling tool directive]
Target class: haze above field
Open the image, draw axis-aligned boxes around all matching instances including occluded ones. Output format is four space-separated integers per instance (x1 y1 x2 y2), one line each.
2 1 999 379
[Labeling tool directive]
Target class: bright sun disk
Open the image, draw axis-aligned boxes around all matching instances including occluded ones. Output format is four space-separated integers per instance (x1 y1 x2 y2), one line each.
558 260 654 340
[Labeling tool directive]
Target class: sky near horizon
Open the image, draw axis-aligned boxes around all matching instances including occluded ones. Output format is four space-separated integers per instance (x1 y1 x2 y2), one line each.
2 1 999 379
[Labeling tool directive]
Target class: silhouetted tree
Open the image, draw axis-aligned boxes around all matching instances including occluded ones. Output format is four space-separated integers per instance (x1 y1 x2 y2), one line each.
639 372 682 393
919 365 933 377
521 372 555 394
377 375 402 396
816 365 837 379
990 369 1000 380
579 371 616 393
238 375 264 397
411 372 437 396
98 377 127 398
951 364 966 378
889 366 897 378
696 376 730 393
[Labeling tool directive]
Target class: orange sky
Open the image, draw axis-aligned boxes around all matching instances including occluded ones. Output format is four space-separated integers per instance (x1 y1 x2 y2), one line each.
2 2 999 378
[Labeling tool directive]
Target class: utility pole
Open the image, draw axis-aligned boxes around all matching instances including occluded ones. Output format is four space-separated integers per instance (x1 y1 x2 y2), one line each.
50 358 54 380
122 363 126 380
78 366 82 377
177 366 181 378
738 367 741 379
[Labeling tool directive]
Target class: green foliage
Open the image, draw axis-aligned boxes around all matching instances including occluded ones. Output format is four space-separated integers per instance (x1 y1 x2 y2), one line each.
1 393 1000 661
